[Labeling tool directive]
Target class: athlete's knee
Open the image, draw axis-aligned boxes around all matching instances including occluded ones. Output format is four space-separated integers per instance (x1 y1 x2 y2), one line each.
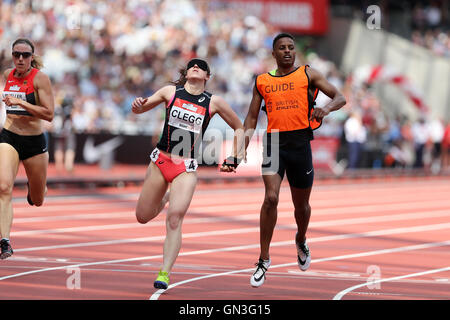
33 200 44 207
304 203 311 214
166 211 184 230
0 180 14 197
136 216 148 224
135 210 150 224
263 192 279 209
33 196 44 207
295 203 311 215
135 205 151 224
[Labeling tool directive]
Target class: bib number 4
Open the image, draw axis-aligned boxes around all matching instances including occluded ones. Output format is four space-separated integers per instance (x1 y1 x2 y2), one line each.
184 159 198 172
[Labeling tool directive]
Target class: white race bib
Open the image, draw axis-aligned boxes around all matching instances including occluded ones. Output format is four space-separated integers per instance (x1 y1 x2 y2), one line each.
2 91 27 112
168 98 206 134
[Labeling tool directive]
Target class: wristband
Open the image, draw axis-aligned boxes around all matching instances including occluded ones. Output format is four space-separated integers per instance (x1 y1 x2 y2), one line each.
222 156 242 169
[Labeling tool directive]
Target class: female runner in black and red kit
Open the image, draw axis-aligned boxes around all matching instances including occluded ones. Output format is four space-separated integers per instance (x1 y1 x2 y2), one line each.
0 38 54 259
132 58 244 289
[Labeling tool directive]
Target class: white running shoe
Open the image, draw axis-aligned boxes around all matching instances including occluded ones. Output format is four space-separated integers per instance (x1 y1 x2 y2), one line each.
296 237 311 271
250 258 271 287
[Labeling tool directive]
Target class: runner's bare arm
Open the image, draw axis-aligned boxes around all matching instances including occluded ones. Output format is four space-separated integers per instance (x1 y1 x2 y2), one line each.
132 85 175 114
211 95 245 171
307 67 346 122
243 84 263 150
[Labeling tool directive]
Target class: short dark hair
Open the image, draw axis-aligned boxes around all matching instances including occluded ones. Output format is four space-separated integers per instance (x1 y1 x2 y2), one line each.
272 33 294 49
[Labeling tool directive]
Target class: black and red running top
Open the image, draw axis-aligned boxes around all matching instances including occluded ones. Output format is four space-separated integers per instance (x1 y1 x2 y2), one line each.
156 86 213 159
2 68 39 116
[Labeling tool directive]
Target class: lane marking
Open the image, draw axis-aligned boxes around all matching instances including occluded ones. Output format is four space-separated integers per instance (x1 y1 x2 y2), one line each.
333 266 450 300
4 224 450 281
150 240 450 300
15 220 450 253
12 178 449 205
12 208 450 241
12 192 450 217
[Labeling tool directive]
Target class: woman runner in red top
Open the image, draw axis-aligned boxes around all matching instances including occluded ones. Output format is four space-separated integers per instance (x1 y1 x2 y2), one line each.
0 38 55 259
132 58 244 290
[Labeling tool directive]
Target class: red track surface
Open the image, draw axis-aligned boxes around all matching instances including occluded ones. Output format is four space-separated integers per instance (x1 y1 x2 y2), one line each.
1 171 449 300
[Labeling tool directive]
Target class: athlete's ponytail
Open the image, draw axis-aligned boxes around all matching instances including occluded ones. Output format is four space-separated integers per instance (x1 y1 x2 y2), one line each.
171 67 188 86
31 55 44 70
12 38 44 70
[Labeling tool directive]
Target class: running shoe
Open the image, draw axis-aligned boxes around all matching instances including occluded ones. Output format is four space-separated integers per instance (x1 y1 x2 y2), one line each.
296 236 311 271
154 270 170 289
0 239 13 260
250 258 271 287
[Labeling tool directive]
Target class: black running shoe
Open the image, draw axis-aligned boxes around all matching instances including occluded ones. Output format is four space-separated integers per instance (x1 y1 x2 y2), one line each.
0 239 13 260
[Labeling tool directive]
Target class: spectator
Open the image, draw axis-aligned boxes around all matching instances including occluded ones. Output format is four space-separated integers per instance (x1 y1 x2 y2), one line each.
428 117 445 172
344 111 367 169
53 92 76 173
0 0 275 135
411 117 430 168
384 138 409 168
1 0 444 175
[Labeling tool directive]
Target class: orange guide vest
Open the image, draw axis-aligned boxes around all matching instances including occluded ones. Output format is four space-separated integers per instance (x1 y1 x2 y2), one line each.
256 65 320 133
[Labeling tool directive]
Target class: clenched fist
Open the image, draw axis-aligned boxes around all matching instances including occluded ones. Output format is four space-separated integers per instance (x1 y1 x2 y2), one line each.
131 97 148 114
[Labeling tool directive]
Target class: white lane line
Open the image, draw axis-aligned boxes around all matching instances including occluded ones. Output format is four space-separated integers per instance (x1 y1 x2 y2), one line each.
13 179 448 204
333 266 450 300
10 202 450 227
14 218 450 253
15 227 260 252
150 240 450 300
13 182 450 213
295 209 450 228
11 204 450 237
5 222 450 284
13 182 443 205
13 211 135 223
12 194 450 224
12 200 135 213
1 236 281 282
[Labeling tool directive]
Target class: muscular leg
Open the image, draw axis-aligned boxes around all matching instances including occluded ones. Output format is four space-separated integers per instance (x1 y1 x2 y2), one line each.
161 172 197 273
291 186 312 244
135 162 169 224
259 173 282 261
23 152 49 207
0 144 20 239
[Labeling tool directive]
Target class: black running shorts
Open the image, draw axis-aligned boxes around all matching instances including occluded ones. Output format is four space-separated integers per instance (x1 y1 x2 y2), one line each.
0 128 48 160
262 139 314 189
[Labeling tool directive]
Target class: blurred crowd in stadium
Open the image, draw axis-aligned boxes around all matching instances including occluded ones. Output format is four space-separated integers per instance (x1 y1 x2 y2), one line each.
411 1 450 57
336 0 450 57
1 0 449 171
